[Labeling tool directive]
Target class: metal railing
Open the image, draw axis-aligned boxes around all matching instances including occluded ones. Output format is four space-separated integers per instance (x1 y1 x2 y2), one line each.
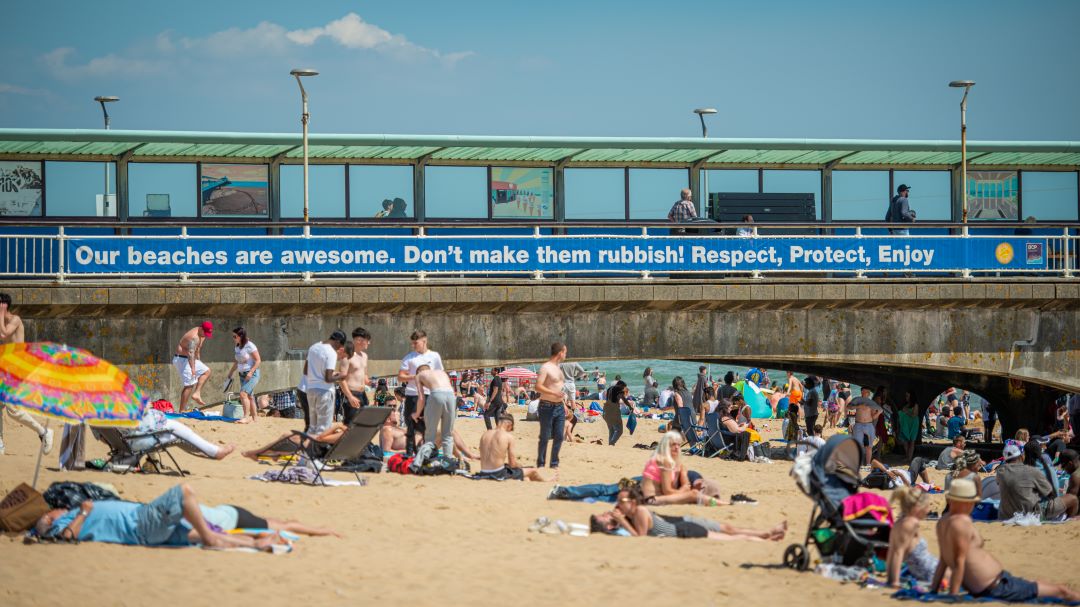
0 220 1075 282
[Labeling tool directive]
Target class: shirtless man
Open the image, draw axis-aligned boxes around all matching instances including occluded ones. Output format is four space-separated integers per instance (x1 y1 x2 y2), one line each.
475 415 549 481
1062 450 1079 498
380 405 477 461
337 327 371 425
851 386 880 467
412 364 456 458
932 477 1080 601
0 292 54 456
173 321 214 412
535 342 567 469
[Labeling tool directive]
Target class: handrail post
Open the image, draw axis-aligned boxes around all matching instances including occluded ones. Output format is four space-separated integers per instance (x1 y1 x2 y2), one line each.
56 227 66 284
1063 227 1073 279
961 224 971 278
301 224 313 282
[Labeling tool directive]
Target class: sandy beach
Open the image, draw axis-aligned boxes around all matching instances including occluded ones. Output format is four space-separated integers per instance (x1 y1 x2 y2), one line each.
1 408 1077 607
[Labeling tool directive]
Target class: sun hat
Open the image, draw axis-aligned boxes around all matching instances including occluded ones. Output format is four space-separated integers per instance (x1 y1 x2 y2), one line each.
945 477 979 502
1002 443 1023 462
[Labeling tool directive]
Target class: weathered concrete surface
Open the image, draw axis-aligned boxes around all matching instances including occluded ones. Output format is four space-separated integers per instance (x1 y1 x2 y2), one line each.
10 280 1078 434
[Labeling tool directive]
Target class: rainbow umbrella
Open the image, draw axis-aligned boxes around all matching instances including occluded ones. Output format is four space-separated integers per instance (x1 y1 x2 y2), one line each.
0 342 147 487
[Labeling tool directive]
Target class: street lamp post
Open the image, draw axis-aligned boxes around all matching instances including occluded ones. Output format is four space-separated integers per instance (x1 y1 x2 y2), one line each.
290 69 319 223
693 108 717 217
94 96 119 216
949 81 975 223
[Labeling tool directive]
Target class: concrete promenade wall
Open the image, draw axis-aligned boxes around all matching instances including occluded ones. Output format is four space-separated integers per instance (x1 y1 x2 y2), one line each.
6 281 1077 409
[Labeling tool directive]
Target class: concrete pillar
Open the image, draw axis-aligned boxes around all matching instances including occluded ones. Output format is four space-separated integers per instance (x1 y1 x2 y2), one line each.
413 163 426 222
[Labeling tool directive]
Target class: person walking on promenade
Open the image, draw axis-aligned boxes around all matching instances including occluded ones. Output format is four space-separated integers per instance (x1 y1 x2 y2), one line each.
337 327 372 425
887 184 916 235
0 292 54 456
173 321 214 412
397 329 444 457
667 188 697 223
306 330 348 436
535 342 568 470
226 327 261 424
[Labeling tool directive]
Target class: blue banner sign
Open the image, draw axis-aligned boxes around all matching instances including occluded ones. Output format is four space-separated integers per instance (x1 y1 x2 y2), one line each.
64 236 1047 274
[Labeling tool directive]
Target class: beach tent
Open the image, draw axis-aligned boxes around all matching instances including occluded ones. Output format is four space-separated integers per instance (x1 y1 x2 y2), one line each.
734 380 771 418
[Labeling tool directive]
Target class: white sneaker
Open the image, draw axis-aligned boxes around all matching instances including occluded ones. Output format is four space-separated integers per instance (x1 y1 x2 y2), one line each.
41 429 55 455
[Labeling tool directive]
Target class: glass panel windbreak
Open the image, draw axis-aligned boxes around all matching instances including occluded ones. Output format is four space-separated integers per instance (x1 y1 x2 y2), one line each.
832 171 888 220
129 163 197 218
894 171 952 221
425 166 487 218
629 168 689 220
702 169 758 195
762 170 821 219
564 168 625 220
200 163 269 217
1020 171 1078 221
490 167 553 219
349 165 413 219
0 160 43 216
281 164 346 218
966 170 1017 220
44 161 117 217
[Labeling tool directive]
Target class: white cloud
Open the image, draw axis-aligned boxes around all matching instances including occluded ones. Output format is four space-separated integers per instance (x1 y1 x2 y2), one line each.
0 83 50 96
41 47 165 82
38 12 474 81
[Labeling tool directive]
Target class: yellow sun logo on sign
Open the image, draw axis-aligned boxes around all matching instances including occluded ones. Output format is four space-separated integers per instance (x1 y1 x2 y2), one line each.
995 242 1014 265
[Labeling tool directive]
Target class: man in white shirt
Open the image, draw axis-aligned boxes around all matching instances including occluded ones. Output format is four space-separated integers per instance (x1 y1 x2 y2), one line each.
306 330 348 435
397 329 444 457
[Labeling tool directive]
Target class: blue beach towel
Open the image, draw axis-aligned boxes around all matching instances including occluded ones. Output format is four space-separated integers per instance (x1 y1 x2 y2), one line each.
892 588 1079 605
166 410 237 422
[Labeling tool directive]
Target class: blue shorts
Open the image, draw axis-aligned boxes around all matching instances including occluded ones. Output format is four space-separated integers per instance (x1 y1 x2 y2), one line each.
135 485 189 546
975 571 1038 602
239 369 260 395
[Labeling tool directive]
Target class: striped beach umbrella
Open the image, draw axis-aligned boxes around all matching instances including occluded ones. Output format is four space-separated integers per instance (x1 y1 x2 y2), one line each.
498 367 537 380
0 342 146 427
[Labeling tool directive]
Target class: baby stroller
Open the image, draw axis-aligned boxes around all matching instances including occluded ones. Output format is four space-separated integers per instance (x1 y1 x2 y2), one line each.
783 435 892 571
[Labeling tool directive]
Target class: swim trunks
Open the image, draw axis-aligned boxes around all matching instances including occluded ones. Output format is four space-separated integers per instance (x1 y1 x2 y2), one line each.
474 465 525 481
853 422 876 447
972 571 1038 602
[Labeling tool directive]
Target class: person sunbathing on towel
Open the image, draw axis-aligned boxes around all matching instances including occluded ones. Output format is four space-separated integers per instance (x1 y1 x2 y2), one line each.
474 414 551 481
932 478 1080 602
198 504 341 538
33 483 287 551
590 482 785 541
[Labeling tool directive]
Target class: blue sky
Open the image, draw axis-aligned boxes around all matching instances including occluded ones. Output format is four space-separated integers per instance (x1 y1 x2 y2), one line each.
3 0 1079 140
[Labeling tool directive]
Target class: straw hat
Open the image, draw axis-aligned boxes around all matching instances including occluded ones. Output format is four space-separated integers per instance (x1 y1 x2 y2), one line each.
945 477 979 503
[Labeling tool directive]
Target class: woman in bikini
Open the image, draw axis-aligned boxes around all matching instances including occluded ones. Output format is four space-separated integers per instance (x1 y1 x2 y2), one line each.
639 431 727 505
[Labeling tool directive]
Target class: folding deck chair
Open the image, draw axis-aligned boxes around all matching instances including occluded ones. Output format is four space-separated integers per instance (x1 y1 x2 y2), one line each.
280 406 391 485
675 407 713 456
703 412 733 459
91 427 211 476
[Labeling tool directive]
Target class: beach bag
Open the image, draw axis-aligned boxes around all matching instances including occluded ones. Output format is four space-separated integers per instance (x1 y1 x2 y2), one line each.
0 483 51 532
42 481 122 511
862 469 890 490
412 455 459 476
627 412 638 435
387 453 414 475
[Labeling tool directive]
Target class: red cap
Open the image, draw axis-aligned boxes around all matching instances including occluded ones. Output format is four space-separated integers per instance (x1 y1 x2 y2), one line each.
201 321 214 337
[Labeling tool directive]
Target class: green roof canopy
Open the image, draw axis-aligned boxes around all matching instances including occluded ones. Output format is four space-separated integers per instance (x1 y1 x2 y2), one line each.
0 129 1077 169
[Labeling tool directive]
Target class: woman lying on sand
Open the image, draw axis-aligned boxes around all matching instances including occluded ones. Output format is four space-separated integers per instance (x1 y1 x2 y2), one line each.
590 482 786 541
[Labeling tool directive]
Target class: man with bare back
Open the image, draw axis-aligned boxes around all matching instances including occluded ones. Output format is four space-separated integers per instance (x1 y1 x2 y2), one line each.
337 327 371 425
173 321 214 412
475 415 549 481
412 364 456 458
0 292 54 456
535 342 567 469
932 477 1079 602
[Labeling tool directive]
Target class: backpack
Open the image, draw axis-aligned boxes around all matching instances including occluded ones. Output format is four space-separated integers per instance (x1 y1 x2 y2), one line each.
884 195 896 222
